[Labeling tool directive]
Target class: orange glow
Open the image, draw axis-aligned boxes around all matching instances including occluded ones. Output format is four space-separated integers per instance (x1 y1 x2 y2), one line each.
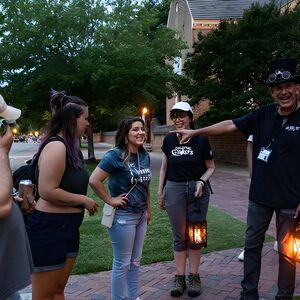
294 237 300 262
188 223 207 246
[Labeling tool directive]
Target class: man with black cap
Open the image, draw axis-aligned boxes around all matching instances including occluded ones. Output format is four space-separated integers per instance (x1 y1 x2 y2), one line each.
172 58 300 300
0 95 33 300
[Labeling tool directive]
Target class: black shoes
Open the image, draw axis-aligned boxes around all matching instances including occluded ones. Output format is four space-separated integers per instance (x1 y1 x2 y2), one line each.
188 273 202 297
170 273 202 297
170 274 186 297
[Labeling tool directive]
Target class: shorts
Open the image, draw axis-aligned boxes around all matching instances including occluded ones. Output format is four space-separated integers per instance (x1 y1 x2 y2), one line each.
164 180 210 251
26 210 84 272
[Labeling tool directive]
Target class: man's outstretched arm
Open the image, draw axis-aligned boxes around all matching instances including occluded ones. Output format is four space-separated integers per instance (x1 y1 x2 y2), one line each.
171 120 237 143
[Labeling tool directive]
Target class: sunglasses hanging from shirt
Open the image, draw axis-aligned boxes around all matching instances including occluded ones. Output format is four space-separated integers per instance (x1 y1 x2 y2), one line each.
257 108 299 163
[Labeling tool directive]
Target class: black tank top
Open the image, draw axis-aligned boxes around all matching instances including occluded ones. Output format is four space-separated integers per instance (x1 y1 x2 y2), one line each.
39 136 89 208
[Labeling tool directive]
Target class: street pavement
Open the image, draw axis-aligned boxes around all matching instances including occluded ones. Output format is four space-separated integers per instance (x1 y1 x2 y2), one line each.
15 142 300 299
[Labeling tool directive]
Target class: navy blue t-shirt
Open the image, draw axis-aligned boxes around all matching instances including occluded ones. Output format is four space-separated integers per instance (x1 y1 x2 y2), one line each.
98 147 151 212
233 102 300 209
162 133 213 181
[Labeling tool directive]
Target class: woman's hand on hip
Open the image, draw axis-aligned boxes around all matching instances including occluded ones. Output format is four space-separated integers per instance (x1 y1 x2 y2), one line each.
112 194 128 208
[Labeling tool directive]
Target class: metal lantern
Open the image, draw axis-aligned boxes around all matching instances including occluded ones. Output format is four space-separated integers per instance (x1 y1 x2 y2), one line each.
293 218 300 263
187 221 207 248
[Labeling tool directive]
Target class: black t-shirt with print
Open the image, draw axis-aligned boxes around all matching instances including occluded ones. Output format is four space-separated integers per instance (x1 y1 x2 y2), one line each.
233 102 300 209
162 133 213 182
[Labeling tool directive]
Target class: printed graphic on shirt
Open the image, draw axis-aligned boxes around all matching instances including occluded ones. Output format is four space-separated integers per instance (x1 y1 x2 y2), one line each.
128 163 151 184
285 126 300 132
171 146 194 156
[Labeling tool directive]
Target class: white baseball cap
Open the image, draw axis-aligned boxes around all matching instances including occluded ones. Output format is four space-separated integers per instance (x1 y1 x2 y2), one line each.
170 101 193 113
0 94 21 120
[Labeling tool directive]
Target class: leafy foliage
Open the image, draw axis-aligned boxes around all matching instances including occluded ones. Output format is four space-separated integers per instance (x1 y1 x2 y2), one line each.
182 2 300 125
0 0 184 132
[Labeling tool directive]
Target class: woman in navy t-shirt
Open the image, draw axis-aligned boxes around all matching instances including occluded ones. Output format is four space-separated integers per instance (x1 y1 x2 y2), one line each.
89 117 151 300
157 102 215 298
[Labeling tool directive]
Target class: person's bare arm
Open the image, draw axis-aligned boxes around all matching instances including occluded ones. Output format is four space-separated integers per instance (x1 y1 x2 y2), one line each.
246 140 253 177
157 153 168 210
195 159 215 197
0 127 14 218
38 141 98 214
171 120 237 143
89 167 128 208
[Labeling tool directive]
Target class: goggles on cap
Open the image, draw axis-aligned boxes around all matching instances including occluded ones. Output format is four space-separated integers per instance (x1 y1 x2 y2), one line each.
268 70 291 83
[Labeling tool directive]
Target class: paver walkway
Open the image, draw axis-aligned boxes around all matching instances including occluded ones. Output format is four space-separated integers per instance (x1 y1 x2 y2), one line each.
20 144 300 299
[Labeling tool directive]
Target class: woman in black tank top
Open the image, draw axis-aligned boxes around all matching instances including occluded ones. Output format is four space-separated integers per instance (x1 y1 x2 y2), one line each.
26 90 99 300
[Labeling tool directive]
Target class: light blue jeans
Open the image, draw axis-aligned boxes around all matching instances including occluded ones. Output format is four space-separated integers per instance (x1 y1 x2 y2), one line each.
108 209 147 300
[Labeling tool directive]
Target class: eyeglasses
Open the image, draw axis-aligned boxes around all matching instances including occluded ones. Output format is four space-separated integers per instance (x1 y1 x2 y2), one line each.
0 119 16 134
268 70 291 83
170 112 189 120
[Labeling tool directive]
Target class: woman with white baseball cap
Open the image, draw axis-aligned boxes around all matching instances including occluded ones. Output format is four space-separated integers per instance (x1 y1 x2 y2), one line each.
157 101 215 297
0 95 33 300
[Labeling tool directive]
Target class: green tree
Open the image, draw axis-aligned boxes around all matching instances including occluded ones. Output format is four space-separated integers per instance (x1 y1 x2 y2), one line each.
0 0 184 158
0 0 107 127
90 0 184 126
182 2 300 125
0 0 183 128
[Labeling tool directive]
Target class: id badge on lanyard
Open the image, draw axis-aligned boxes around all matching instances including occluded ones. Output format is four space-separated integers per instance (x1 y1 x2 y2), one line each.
257 108 297 164
257 147 272 163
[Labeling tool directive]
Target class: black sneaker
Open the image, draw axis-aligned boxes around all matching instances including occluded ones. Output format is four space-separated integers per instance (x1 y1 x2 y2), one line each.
170 274 186 297
188 274 202 297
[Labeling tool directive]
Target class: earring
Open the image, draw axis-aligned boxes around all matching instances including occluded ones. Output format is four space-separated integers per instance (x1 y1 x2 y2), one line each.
125 137 128 145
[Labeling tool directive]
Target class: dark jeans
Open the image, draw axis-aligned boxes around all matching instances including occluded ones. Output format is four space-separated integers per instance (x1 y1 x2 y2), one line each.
240 201 296 300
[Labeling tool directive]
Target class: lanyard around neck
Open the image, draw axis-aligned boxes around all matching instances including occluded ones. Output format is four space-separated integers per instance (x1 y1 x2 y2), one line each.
266 108 299 148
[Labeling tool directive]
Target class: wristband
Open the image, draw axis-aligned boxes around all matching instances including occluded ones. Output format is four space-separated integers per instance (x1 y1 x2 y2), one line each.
198 179 206 186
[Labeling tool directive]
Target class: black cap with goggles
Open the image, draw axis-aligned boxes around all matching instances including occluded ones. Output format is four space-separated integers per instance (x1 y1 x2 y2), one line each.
266 58 300 86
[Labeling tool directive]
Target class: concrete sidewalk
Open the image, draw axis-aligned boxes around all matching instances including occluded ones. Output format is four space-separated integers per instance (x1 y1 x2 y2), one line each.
20 143 300 299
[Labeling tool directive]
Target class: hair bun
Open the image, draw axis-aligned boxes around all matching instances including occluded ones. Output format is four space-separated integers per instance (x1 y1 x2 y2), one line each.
50 89 68 109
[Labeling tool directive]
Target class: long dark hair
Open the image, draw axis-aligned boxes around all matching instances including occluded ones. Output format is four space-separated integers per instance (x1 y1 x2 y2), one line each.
115 117 145 164
39 89 88 168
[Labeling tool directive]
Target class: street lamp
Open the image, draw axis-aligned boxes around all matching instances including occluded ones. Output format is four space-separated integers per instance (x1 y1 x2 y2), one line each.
141 106 152 148
142 107 148 123
12 128 18 135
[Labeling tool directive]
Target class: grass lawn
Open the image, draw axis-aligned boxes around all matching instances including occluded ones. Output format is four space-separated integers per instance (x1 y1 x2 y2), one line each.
73 162 274 275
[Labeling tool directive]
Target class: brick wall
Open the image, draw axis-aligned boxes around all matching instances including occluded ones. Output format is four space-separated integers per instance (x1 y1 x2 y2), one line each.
208 131 247 165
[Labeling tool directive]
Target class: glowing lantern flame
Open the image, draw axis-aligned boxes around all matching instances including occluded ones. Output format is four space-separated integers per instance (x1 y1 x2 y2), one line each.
187 222 207 248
